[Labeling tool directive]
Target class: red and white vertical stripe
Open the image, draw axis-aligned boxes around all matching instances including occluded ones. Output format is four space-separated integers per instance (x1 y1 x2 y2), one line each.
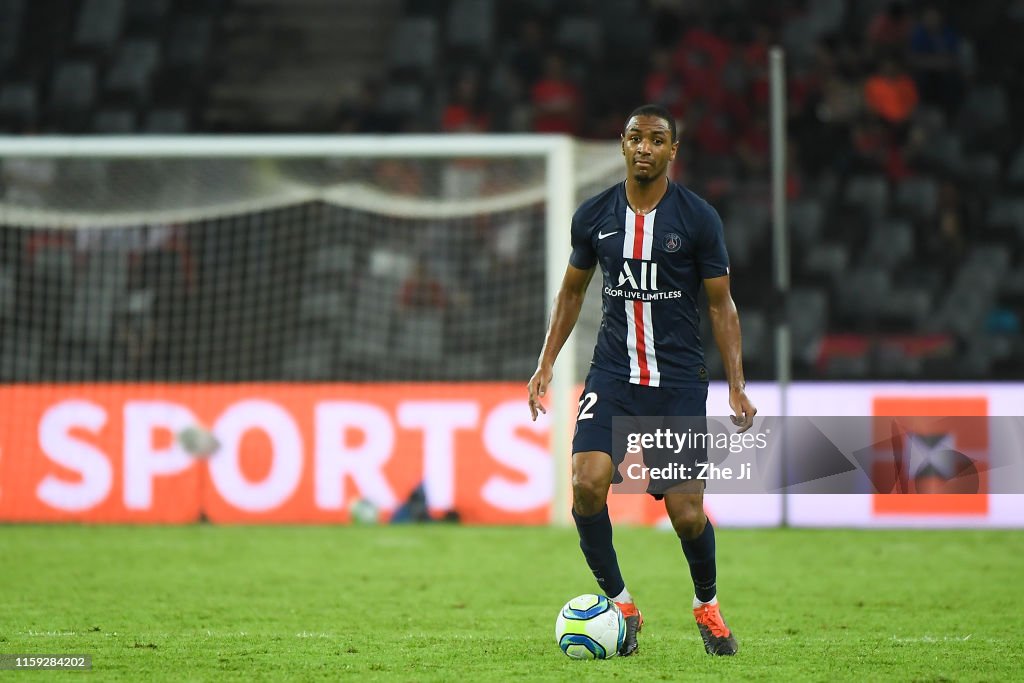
622 207 660 387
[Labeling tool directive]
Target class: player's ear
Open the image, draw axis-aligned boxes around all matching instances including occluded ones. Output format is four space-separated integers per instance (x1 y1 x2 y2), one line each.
670 140 679 161
620 133 626 156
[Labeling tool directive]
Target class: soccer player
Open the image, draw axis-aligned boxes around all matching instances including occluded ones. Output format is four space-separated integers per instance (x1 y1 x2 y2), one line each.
527 104 756 657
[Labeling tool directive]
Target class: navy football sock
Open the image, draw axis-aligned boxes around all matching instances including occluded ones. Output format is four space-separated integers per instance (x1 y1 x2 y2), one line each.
573 505 626 599
680 519 717 603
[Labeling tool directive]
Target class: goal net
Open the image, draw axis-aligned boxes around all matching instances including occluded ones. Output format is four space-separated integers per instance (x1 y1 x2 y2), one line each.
0 139 618 383
0 135 622 523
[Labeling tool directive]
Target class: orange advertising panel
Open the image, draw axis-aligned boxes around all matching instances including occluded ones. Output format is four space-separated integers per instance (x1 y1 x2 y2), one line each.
0 384 553 524
871 396 989 516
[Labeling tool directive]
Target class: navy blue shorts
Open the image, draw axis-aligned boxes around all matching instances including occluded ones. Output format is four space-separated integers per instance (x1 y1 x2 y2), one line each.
572 369 709 497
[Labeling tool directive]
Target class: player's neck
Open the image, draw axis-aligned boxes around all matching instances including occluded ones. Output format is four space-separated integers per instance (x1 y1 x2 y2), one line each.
624 176 669 215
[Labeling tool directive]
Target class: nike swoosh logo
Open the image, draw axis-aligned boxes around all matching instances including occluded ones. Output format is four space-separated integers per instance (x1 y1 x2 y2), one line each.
598 231 618 240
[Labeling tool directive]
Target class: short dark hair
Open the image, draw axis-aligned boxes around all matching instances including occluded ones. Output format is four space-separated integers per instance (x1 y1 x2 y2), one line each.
625 104 677 142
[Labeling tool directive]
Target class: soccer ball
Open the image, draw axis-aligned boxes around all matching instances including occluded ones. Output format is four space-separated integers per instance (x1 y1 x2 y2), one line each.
554 594 625 659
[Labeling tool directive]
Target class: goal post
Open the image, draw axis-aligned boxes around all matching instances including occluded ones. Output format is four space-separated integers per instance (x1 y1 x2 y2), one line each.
0 134 619 525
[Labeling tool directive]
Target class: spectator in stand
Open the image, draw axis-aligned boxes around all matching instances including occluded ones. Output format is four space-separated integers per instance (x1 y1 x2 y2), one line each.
921 179 971 279
742 22 775 110
864 55 919 133
336 80 383 133
530 53 583 135
672 22 731 113
644 50 685 119
735 111 770 178
866 1 913 58
849 115 890 172
399 258 447 313
908 5 965 115
440 70 489 198
506 18 547 87
685 99 734 161
790 37 862 175
441 69 489 133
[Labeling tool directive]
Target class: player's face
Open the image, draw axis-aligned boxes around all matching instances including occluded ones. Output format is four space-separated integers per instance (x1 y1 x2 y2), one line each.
621 116 678 184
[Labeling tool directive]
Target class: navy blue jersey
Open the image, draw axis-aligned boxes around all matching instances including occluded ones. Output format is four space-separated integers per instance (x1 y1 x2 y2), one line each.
569 181 730 388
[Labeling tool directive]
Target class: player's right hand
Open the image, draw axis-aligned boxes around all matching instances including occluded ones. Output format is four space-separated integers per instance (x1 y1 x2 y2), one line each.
527 365 553 421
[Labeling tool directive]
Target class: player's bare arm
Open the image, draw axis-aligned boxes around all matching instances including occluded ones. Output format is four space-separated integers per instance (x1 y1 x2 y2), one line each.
704 274 756 432
528 263 596 420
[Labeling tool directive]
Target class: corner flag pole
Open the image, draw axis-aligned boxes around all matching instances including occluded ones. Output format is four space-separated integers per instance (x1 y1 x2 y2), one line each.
770 46 791 525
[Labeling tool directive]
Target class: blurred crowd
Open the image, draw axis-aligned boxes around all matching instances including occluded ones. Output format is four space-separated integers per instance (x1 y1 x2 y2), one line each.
2 0 1023 381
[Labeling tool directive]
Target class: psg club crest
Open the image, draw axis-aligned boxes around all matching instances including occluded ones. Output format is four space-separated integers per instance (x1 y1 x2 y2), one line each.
663 233 681 253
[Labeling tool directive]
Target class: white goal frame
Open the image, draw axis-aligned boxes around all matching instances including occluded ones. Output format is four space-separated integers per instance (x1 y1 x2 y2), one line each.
0 133 582 525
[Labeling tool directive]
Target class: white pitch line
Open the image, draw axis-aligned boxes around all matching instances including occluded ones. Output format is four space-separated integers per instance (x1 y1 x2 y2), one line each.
890 635 974 643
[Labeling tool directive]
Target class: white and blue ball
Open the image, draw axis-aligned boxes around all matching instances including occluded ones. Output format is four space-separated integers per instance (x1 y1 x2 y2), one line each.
554 594 625 659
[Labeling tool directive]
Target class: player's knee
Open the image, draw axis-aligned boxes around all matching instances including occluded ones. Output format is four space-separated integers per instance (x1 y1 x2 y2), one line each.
571 471 609 515
669 500 706 539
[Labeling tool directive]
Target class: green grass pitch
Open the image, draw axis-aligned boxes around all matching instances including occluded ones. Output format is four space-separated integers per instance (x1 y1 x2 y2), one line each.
2 524 1022 681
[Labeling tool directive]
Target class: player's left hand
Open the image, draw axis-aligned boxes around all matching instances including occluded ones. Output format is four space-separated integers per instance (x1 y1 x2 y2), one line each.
729 386 756 433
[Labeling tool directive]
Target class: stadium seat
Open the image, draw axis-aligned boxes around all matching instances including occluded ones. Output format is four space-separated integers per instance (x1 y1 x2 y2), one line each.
93 108 137 133
0 331 43 381
104 39 161 101
874 343 922 377
74 0 124 50
165 15 214 68
281 333 335 380
306 244 355 279
911 105 946 135
740 309 767 361
894 177 938 220
723 215 757 268
837 268 890 320
1007 145 1024 187
52 342 100 381
556 17 603 60
31 245 74 285
341 276 400 360
123 0 169 31
299 290 347 327
966 244 1012 277
389 18 438 73
378 83 425 118
863 220 913 269
958 84 1009 133
49 61 98 112
1002 265 1024 298
142 108 189 133
0 83 36 125
394 310 444 362
446 0 494 56
918 130 963 174
986 197 1024 237
0 264 13 320
962 153 1001 188
803 243 849 281
787 287 828 360
843 175 889 220
877 288 932 329
61 251 128 346
788 199 824 246
0 0 25 68
930 265 998 336
824 354 869 378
